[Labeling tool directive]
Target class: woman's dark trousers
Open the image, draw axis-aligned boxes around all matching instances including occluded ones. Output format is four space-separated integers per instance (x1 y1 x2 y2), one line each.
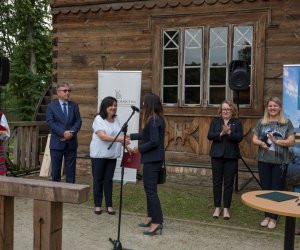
143 161 163 224
91 158 117 207
258 161 286 220
211 157 238 208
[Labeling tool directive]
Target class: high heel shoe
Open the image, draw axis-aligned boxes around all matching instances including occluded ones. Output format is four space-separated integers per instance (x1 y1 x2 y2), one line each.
143 224 163 236
107 207 116 215
138 221 152 227
223 208 230 220
213 208 221 219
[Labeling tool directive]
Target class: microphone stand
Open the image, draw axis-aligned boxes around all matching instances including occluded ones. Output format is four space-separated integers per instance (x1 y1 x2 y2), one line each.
108 109 136 250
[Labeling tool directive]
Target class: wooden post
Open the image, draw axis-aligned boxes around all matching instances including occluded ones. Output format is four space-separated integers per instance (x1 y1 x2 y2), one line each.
0 196 14 250
0 176 90 250
33 200 63 250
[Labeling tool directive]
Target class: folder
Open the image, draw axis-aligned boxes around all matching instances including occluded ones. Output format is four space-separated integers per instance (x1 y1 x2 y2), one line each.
256 191 298 202
121 152 141 169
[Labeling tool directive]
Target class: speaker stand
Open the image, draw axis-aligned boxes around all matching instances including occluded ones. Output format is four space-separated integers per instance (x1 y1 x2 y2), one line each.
234 90 261 192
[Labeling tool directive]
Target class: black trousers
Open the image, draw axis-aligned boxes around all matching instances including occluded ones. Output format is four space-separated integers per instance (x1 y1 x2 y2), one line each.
258 161 286 220
51 148 77 183
91 158 117 207
211 157 238 208
143 161 163 224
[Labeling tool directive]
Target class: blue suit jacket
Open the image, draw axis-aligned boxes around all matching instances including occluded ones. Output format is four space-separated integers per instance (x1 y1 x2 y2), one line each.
46 99 82 150
130 116 165 164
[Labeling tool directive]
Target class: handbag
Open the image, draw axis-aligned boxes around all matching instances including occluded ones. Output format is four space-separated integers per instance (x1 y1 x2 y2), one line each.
157 161 167 184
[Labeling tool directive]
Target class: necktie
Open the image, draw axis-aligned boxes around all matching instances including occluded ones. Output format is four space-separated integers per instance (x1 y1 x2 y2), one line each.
62 103 68 118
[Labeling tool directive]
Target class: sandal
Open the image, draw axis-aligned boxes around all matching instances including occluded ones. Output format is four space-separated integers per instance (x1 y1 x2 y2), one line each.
260 218 270 227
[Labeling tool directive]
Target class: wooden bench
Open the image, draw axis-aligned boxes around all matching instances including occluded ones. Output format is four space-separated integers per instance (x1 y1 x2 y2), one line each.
0 176 90 250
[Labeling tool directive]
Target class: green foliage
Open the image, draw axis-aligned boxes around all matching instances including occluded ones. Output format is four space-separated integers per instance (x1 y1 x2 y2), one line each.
0 0 52 120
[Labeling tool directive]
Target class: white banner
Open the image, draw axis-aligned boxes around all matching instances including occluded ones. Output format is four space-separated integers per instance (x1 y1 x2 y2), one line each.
98 70 142 183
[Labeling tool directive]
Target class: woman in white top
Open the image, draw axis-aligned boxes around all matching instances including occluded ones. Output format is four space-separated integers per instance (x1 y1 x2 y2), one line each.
0 112 10 175
90 96 129 215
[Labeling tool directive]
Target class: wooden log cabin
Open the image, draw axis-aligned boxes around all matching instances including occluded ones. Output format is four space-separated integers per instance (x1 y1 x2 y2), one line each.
49 0 300 180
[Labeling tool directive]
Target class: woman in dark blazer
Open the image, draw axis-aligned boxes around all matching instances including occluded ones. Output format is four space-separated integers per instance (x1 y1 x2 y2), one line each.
130 93 165 236
207 100 243 220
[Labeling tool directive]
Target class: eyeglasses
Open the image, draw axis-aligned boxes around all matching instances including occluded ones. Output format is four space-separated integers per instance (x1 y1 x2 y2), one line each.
58 89 71 93
222 108 231 112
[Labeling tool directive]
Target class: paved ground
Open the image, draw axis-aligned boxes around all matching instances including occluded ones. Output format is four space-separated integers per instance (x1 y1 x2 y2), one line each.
14 198 300 250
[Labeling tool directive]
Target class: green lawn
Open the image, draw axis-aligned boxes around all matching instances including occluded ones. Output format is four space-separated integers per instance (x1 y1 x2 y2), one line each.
78 176 288 233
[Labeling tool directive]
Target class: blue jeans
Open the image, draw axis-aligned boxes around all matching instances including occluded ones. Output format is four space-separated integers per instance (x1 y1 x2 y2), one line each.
258 161 286 220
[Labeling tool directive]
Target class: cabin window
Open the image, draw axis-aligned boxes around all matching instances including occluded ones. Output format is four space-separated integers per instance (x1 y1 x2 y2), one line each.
161 25 253 107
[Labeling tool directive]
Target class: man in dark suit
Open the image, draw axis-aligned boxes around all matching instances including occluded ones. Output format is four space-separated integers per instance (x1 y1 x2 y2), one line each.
46 82 82 183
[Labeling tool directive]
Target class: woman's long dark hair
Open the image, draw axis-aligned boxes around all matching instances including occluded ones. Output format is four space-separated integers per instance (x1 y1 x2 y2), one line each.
142 93 164 126
98 96 118 119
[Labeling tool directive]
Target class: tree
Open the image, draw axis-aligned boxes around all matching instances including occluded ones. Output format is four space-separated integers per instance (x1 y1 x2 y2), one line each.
0 0 52 120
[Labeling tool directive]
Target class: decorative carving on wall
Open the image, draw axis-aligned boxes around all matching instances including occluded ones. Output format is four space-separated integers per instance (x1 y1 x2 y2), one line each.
165 118 200 153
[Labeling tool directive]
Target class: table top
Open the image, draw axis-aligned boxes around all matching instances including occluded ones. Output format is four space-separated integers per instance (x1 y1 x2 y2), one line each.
241 190 300 218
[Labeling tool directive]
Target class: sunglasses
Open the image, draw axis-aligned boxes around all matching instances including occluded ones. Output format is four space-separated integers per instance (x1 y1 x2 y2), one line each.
58 89 71 93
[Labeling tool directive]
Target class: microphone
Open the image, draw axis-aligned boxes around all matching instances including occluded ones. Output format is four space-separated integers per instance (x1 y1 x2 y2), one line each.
131 105 140 112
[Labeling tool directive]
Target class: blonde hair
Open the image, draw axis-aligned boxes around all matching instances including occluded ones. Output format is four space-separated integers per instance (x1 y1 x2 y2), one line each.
217 100 238 118
261 96 287 124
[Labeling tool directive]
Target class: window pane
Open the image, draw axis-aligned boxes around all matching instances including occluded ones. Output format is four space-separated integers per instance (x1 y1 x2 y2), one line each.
209 87 225 104
185 87 200 104
185 68 200 85
164 50 178 67
233 46 252 64
164 31 179 48
185 29 202 48
185 48 201 66
163 87 178 104
210 47 227 66
234 26 253 46
233 90 250 105
233 25 252 106
163 68 178 85
210 27 228 47
209 68 226 86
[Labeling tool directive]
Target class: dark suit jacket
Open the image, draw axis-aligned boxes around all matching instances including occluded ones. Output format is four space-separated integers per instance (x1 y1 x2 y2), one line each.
46 99 82 150
207 117 243 159
130 116 165 164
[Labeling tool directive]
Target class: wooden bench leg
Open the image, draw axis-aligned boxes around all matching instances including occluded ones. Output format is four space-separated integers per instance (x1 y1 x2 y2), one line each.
33 200 63 250
0 195 14 250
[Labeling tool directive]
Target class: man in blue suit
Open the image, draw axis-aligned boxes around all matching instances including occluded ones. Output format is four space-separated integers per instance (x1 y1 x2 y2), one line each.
46 82 82 183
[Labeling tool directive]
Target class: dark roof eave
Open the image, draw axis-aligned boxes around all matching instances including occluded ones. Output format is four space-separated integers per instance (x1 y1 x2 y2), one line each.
51 0 259 15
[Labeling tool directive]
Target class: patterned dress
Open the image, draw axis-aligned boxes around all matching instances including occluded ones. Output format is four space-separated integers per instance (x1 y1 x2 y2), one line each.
0 112 10 175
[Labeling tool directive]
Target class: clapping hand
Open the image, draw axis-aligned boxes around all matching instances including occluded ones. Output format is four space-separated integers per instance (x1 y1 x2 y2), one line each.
221 124 231 136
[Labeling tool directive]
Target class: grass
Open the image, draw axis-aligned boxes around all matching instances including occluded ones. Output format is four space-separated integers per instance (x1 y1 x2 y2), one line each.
77 176 288 233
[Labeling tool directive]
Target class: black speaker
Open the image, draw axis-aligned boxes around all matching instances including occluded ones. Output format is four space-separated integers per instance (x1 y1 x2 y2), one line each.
229 60 250 90
0 56 10 86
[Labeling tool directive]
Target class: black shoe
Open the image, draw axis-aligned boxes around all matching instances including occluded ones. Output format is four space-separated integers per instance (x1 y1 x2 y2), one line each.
143 224 163 236
94 210 102 215
107 210 116 215
138 221 151 227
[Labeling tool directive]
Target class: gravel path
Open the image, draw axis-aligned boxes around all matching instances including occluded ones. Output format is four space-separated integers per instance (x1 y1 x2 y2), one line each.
13 198 300 250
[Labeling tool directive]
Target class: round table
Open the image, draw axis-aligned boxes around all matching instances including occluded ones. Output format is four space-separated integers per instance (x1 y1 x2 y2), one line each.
242 190 300 250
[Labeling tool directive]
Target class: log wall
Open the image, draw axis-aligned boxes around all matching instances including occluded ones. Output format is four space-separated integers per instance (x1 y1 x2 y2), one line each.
50 0 300 171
